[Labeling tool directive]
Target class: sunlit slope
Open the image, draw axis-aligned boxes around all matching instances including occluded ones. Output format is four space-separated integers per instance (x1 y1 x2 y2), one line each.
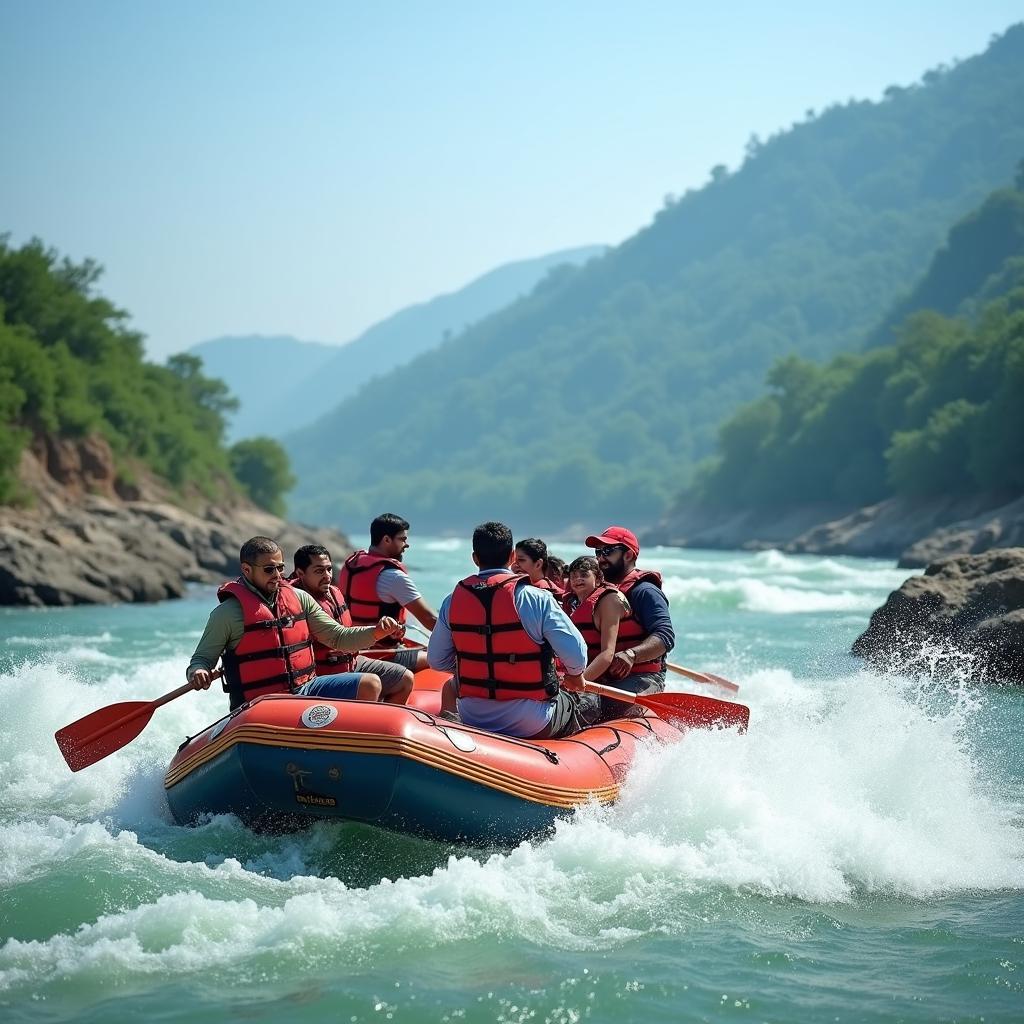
287 26 1024 532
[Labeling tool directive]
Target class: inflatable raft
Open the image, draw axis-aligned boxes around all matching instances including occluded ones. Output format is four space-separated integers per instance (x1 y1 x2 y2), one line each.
164 669 681 845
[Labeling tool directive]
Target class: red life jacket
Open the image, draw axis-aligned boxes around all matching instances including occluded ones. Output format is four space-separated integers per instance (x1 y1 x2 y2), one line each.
614 568 667 675
337 551 408 644
217 579 316 709
533 576 567 601
449 572 558 701
568 583 624 665
295 582 356 674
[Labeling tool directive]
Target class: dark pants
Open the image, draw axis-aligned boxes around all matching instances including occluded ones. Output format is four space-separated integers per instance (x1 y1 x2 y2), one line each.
596 670 666 722
529 689 602 739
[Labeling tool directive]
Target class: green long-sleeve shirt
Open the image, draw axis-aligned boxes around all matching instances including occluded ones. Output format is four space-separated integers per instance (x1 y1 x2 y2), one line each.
186 579 378 682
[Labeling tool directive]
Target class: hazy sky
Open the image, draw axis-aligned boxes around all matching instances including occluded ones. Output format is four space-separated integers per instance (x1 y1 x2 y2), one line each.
2 2 1021 360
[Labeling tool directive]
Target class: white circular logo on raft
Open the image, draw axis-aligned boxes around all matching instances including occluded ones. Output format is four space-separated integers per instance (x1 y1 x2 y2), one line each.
301 704 338 729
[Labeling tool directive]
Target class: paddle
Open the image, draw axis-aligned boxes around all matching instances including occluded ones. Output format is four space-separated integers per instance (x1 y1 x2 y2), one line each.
55 669 223 773
581 679 749 732
665 661 740 694
360 641 426 657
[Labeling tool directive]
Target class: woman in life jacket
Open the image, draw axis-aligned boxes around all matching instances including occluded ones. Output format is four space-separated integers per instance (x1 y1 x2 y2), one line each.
513 538 566 600
566 555 631 682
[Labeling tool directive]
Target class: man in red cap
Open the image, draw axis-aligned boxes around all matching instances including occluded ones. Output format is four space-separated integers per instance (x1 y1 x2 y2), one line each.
584 526 674 721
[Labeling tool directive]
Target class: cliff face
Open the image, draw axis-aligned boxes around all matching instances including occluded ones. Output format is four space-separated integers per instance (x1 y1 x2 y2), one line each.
0 436 352 607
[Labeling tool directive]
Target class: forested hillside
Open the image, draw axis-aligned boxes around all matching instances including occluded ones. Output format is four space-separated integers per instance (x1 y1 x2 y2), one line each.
0 238 288 514
286 25 1024 533
683 172 1024 514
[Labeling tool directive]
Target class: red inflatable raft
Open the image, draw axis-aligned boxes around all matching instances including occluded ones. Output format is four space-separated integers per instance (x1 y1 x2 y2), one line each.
164 669 683 845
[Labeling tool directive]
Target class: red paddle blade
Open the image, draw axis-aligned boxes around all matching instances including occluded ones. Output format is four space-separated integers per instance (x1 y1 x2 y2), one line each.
54 700 154 772
640 692 749 732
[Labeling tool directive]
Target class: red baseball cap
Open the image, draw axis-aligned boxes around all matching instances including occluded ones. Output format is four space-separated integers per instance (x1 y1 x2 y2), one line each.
585 526 639 558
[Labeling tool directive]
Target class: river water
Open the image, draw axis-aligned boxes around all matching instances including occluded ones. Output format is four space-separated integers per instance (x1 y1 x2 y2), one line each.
1 541 1022 1023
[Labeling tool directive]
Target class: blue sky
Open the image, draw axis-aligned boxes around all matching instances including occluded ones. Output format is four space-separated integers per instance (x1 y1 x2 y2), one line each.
1 2 1021 359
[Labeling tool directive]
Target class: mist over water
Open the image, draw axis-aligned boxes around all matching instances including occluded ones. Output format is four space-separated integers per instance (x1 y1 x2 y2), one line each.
1 546 1022 1023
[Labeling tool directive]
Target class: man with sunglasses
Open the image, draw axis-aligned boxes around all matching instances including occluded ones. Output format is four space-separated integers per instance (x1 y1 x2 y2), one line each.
187 536 404 710
585 526 674 721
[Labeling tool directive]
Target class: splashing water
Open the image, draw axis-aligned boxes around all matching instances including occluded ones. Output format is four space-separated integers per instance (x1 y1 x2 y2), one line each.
1 548 1021 1023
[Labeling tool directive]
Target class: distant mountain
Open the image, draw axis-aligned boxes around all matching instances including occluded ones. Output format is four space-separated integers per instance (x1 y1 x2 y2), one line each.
189 245 604 442
188 335 337 442
285 24 1024 535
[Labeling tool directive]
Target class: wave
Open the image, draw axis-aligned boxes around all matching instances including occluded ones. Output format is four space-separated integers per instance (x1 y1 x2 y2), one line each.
2 643 1022 1000
419 538 463 552
4 631 115 647
661 575 878 613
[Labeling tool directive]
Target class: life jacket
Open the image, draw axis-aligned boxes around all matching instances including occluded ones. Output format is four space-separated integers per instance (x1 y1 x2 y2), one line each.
532 576 567 601
337 551 408 644
297 582 356 674
613 568 667 675
449 572 558 701
569 583 624 665
217 579 316 709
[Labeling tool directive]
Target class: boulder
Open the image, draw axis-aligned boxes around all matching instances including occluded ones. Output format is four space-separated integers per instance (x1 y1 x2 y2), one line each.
852 547 1024 683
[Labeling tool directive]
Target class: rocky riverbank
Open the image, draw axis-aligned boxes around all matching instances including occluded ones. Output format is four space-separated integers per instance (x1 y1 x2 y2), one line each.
852 547 1024 684
0 437 352 607
647 493 1024 567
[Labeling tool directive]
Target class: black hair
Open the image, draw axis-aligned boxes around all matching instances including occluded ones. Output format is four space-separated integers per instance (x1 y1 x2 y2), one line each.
515 537 549 571
473 521 514 569
568 555 603 584
239 536 281 565
546 555 569 582
371 513 410 546
293 544 331 571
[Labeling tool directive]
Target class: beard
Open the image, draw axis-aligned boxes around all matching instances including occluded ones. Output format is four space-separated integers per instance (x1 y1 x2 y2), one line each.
601 561 626 584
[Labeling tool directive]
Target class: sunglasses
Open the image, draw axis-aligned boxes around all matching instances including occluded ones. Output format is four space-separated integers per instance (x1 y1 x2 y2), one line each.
594 544 626 557
253 562 287 575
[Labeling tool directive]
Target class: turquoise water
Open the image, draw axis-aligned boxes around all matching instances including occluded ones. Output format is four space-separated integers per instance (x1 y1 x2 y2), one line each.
1 542 1022 1023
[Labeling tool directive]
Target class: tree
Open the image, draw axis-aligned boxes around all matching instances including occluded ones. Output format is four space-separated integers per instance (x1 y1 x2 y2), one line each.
229 437 296 517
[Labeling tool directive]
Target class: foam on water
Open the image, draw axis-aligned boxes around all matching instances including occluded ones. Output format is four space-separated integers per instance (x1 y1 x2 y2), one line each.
419 538 463 552
4 631 116 647
1 547 1021 1009
2 654 1022 995
662 575 877 613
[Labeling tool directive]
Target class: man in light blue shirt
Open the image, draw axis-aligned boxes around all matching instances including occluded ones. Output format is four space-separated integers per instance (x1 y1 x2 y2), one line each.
428 521 601 739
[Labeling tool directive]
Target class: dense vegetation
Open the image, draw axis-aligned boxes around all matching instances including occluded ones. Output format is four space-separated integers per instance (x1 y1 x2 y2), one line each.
689 174 1024 511
229 437 296 517
0 237 292 514
286 26 1024 533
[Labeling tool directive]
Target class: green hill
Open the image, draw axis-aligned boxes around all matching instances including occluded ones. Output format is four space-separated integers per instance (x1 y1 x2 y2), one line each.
685 171 1024 515
0 237 291 515
0 237 236 503
867 177 1024 345
286 25 1024 534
